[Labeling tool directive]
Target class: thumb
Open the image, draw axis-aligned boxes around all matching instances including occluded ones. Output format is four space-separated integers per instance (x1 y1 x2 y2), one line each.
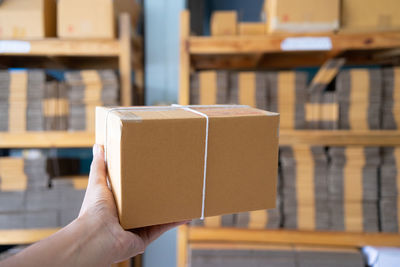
88 144 107 188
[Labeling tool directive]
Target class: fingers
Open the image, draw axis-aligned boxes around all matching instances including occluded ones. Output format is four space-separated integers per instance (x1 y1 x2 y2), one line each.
136 221 190 246
88 144 107 188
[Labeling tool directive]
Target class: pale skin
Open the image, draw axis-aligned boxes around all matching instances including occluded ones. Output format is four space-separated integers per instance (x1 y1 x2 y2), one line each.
1 144 187 266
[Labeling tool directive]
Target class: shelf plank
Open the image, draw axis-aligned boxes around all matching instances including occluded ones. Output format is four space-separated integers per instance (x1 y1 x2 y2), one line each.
188 227 400 248
0 39 120 56
0 228 60 245
0 132 94 148
0 130 399 148
280 130 400 146
188 32 400 55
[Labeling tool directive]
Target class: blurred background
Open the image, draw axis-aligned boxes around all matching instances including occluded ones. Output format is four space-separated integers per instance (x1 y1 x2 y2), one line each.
0 0 400 266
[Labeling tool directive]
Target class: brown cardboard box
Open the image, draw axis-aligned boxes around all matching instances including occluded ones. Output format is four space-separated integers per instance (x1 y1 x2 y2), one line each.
341 0 400 32
58 0 114 39
238 23 266 36
96 106 279 229
0 0 56 39
264 0 340 33
58 0 139 39
210 11 238 36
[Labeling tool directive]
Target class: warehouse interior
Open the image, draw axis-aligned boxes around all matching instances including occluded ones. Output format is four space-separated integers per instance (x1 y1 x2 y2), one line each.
1 0 400 266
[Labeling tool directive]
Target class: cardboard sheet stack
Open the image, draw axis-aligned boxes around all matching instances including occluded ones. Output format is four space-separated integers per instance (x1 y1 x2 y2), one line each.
382 67 400 130
229 72 268 109
336 69 382 130
305 59 344 130
43 82 69 131
380 147 400 232
65 70 119 132
0 151 86 229
328 147 380 232
190 71 229 105
190 246 365 267
280 145 329 230
268 71 308 129
52 178 86 226
0 70 46 132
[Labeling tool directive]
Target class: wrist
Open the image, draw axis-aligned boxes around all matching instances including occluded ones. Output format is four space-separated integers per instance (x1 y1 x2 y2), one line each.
69 214 117 266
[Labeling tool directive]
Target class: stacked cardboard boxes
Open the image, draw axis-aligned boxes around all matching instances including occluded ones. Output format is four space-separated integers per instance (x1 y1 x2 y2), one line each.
229 72 268 109
43 82 69 131
65 70 119 132
0 151 86 229
191 246 365 267
328 147 380 232
380 147 400 232
336 69 382 130
280 145 329 230
0 70 46 132
382 67 400 130
268 71 308 129
190 71 229 105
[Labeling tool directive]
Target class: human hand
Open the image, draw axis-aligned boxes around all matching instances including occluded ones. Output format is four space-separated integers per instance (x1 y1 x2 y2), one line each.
79 144 188 264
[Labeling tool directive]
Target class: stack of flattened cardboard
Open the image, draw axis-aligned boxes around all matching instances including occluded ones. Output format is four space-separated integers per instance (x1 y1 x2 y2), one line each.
190 71 229 105
190 246 365 267
229 72 269 110
65 70 119 132
380 147 400 233
328 147 380 232
52 178 86 226
305 59 344 129
43 82 69 131
0 150 87 229
336 69 382 130
0 70 46 132
0 157 27 229
382 67 400 130
268 71 308 129
280 145 329 230
22 150 57 229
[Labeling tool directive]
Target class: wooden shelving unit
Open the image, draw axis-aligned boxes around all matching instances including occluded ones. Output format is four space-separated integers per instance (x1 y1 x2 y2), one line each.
0 13 142 106
0 15 140 263
177 10 400 267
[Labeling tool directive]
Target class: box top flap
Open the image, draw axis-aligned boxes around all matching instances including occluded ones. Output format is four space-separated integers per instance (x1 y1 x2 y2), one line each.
96 105 279 122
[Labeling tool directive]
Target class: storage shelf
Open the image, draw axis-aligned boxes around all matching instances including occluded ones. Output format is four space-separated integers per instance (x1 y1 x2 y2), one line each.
1 130 399 148
188 32 400 55
0 132 94 148
187 227 400 248
0 228 59 245
0 39 120 57
279 130 400 146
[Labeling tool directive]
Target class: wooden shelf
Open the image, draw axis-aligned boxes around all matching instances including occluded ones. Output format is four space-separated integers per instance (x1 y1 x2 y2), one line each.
0 228 59 245
1 130 398 148
0 39 120 57
187 227 400 248
279 130 400 146
188 32 400 55
0 132 94 148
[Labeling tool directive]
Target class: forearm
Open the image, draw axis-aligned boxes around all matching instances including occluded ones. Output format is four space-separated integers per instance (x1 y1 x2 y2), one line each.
2 215 116 267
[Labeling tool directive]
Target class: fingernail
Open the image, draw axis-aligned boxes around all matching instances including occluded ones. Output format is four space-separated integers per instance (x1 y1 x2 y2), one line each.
93 144 100 156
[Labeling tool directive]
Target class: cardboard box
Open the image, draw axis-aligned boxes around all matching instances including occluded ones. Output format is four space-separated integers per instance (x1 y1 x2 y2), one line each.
58 0 114 39
341 0 400 32
96 106 279 229
238 23 266 36
0 0 56 39
264 0 340 33
210 11 238 36
58 0 139 39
